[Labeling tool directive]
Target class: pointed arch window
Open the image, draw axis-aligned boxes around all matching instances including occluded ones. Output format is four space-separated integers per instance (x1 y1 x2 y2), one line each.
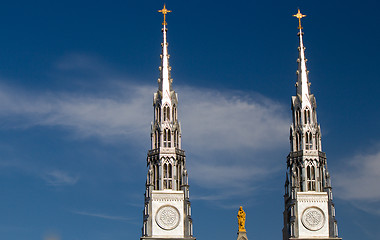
174 130 177 148
163 105 170 121
176 131 179 148
167 106 170 121
163 161 173 189
304 108 311 124
154 165 159 190
163 129 171 147
155 106 161 122
168 129 171 147
296 132 302 151
299 166 303 191
295 109 301 125
316 133 319 151
307 165 316 191
305 132 313 150
176 163 181 190
172 105 177 122
156 130 160 148
163 130 167 147
155 107 158 122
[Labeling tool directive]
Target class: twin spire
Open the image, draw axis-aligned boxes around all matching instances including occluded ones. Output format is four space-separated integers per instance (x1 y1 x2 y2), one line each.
155 6 311 103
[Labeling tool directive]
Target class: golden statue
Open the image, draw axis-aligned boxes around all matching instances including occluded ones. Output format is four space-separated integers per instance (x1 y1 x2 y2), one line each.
237 206 246 232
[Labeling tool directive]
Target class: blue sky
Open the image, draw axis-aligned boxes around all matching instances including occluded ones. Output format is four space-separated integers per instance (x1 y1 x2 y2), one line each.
0 1 379 240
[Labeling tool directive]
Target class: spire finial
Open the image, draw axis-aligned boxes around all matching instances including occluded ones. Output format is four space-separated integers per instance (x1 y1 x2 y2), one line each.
293 9 306 29
158 4 172 26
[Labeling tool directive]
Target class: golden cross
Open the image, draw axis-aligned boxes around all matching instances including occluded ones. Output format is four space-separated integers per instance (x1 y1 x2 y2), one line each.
293 9 306 29
158 4 172 26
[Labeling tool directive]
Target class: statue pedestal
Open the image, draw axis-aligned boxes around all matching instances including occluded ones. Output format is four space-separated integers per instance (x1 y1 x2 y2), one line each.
237 231 248 240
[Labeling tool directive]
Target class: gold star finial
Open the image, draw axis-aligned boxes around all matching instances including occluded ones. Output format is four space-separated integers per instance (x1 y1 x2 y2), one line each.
158 4 172 26
293 9 306 29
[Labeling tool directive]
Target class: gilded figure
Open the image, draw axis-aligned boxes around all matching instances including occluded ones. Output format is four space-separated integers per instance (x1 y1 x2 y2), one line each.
237 206 246 232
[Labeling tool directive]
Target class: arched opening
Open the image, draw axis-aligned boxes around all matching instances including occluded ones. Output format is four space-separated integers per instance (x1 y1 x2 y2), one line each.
174 130 177 148
316 133 319 150
163 106 170 121
163 130 167 147
177 163 181 190
167 129 171 147
163 161 173 190
307 165 316 191
299 166 303 191
305 132 313 150
155 130 159 148
296 132 302 150
296 109 301 125
163 129 171 147
304 108 311 124
172 106 177 121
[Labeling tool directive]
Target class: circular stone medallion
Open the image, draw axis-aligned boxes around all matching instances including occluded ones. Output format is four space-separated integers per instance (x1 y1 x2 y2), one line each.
155 205 180 230
301 207 325 231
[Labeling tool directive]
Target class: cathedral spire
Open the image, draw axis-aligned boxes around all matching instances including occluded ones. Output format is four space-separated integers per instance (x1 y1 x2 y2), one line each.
283 10 341 240
141 6 195 239
158 5 172 96
294 10 311 108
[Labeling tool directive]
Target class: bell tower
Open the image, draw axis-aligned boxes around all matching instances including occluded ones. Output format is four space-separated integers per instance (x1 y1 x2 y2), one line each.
141 5 195 240
282 10 342 240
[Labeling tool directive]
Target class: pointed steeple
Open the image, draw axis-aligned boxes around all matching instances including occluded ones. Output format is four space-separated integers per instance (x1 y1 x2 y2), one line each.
141 6 195 239
294 10 311 108
158 5 172 100
283 10 341 240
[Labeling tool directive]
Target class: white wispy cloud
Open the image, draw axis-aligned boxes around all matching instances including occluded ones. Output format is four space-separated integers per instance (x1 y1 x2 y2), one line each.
0 82 289 195
178 87 289 195
43 170 79 186
333 145 380 218
0 54 290 200
180 87 289 152
0 83 153 140
335 146 380 201
71 210 131 221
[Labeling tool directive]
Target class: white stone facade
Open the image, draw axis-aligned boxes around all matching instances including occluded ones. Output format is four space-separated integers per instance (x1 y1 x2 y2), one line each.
296 192 329 238
151 191 184 238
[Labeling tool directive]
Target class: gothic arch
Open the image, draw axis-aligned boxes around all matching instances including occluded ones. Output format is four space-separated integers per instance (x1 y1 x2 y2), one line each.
304 107 311 124
174 130 177 148
163 104 170 121
163 129 171 147
162 158 173 190
296 108 301 125
306 165 316 191
172 105 177 121
305 132 313 150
